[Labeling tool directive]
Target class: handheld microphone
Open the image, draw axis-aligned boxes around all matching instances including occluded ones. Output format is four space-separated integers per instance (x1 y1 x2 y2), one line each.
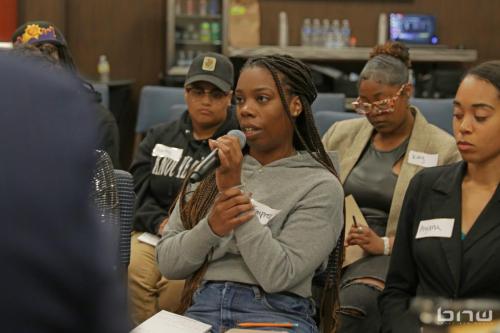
189 129 246 183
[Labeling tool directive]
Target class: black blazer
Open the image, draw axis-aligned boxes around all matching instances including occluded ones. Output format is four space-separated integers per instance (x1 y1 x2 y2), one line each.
379 161 500 333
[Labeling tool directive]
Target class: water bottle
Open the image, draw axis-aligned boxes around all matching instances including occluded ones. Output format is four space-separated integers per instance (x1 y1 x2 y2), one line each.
321 19 330 47
301 18 312 47
97 55 110 82
177 50 186 67
341 19 351 47
311 18 322 47
332 19 342 48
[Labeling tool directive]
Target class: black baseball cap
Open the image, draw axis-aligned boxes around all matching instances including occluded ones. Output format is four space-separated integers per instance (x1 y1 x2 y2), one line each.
185 53 234 93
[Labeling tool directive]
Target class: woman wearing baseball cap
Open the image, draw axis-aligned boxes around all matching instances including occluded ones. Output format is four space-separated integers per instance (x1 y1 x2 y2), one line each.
128 52 239 326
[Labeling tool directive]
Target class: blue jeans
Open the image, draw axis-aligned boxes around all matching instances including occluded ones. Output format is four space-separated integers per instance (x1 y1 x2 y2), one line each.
185 281 318 333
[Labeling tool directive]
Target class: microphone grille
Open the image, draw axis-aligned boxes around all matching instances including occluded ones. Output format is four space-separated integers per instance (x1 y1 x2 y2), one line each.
228 129 246 148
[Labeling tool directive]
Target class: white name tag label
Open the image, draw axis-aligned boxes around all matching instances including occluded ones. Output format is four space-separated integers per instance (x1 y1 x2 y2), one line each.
152 144 183 162
416 218 454 239
251 199 281 225
408 150 439 168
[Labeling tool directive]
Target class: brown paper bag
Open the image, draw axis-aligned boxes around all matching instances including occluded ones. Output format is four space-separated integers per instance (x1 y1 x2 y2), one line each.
228 0 260 47
343 195 369 267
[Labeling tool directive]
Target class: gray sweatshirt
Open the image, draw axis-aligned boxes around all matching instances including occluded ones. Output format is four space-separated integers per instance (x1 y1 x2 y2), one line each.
157 152 344 298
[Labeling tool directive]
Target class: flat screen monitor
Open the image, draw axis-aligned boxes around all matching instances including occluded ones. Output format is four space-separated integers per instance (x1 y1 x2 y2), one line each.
389 13 437 44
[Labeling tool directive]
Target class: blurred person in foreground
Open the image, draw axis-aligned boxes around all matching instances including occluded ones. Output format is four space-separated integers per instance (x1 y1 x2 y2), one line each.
380 61 500 333
0 53 127 333
12 21 121 167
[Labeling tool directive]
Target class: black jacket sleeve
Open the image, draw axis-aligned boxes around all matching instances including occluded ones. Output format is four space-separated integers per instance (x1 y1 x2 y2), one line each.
379 174 422 333
130 128 168 234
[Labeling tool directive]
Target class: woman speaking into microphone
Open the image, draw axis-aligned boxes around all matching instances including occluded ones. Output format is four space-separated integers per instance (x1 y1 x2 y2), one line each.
157 54 344 333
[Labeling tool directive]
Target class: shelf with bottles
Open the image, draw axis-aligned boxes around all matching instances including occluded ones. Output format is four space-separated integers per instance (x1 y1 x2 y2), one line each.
175 0 221 17
301 17 353 49
175 21 222 45
175 40 222 46
176 14 222 20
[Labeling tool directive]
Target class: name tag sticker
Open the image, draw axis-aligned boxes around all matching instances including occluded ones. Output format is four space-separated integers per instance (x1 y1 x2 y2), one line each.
251 199 281 225
152 144 183 162
408 150 439 168
416 218 454 239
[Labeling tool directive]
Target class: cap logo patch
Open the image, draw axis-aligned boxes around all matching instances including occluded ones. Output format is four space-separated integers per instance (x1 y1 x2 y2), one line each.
202 56 217 71
17 24 58 45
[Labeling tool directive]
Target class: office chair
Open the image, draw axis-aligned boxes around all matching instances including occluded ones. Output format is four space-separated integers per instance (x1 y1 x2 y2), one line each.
93 82 110 109
314 110 362 136
312 93 346 113
411 98 454 134
135 86 185 134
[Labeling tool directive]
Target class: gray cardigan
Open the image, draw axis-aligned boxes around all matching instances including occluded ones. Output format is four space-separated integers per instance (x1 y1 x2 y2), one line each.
157 152 344 298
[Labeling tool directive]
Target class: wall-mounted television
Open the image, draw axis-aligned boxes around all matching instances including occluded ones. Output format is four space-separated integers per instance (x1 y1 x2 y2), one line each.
389 13 437 44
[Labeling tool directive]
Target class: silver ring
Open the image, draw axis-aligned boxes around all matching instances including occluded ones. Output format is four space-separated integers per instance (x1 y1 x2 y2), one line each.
357 226 363 233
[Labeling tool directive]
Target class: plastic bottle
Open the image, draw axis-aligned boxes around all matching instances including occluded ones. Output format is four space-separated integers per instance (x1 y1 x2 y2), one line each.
199 0 207 16
332 19 342 48
341 19 351 47
97 55 110 82
209 0 219 15
177 50 186 67
311 18 322 47
211 22 221 42
321 19 330 47
200 22 211 42
278 11 289 47
301 18 312 47
186 0 194 16
378 13 387 45
325 20 335 48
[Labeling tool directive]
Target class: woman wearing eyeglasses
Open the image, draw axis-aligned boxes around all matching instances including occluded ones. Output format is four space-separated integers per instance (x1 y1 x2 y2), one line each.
322 41 461 333
128 52 239 326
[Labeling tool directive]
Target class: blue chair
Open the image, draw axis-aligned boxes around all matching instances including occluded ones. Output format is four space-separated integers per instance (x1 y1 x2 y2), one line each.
93 83 109 109
135 86 185 134
312 93 346 113
169 103 188 118
314 110 362 136
411 98 454 134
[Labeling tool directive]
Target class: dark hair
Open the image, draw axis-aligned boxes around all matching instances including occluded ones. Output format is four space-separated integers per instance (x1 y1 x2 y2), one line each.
466 60 500 96
360 41 411 86
9 44 61 71
174 54 343 331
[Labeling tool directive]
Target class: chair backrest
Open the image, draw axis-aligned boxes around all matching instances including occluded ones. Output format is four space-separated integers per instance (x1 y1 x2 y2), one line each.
113 169 135 268
135 86 185 133
411 98 454 134
314 110 362 136
93 83 110 109
312 93 346 113
170 103 188 118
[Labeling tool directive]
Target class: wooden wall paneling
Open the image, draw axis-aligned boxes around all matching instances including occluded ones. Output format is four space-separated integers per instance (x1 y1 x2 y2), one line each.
66 0 166 168
259 0 500 63
17 0 67 34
